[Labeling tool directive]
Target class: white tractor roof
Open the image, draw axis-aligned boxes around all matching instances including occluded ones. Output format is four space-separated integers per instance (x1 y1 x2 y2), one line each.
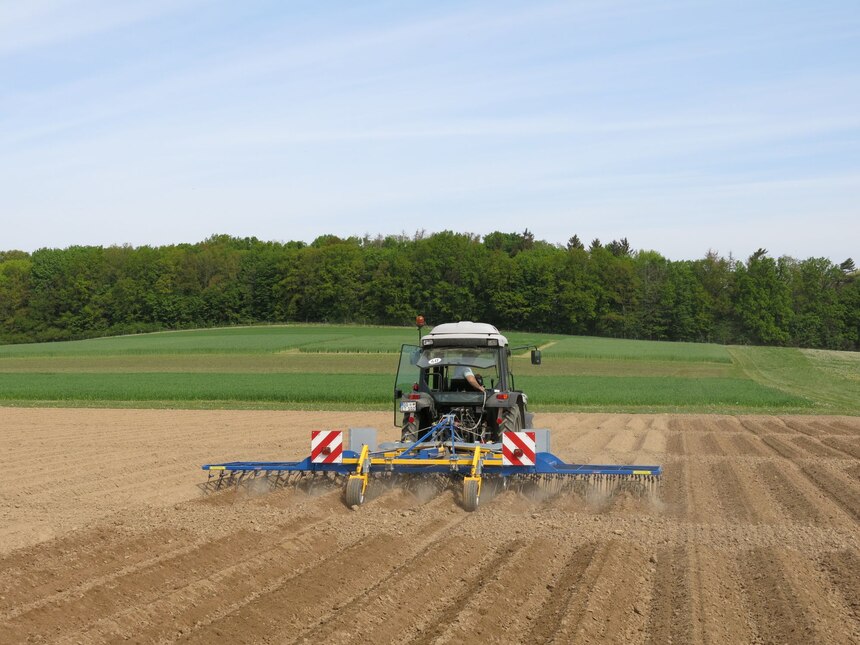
425 321 508 346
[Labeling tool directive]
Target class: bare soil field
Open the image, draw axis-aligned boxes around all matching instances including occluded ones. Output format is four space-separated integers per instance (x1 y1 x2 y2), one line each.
1 408 858 644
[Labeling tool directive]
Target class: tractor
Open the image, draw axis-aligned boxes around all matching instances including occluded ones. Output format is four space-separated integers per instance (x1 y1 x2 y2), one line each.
203 320 661 511
394 321 541 443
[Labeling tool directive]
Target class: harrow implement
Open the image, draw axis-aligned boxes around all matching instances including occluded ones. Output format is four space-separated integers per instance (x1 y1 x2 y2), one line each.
202 415 661 510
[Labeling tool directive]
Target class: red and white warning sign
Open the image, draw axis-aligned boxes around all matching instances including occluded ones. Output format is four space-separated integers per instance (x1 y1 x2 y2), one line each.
502 431 536 466
311 430 343 464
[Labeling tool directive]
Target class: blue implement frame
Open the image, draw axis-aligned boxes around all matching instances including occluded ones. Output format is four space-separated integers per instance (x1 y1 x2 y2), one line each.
202 415 663 478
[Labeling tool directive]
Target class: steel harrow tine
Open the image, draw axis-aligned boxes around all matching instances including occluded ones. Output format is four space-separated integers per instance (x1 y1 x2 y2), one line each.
496 470 662 505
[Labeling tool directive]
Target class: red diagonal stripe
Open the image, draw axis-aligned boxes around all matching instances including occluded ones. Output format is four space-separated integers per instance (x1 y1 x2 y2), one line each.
505 431 536 461
502 444 524 466
322 443 343 463
311 431 339 461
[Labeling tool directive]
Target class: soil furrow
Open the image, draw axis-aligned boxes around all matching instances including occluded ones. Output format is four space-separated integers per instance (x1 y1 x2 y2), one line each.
756 462 824 523
739 417 794 436
695 433 725 456
725 434 766 456
404 538 528 645
8 462 199 499
665 433 684 456
760 435 802 459
0 526 181 604
660 461 689 519
736 418 767 436
0 527 191 618
1 488 350 640
713 417 741 433
176 528 443 644
428 537 563 644
0 529 275 642
741 548 858 644
291 534 489 644
740 549 818 643
518 542 601 644
691 545 756 643
605 426 639 452
826 418 860 436
78 489 448 642
819 549 860 628
105 516 458 643
520 541 617 644
709 462 758 523
781 418 825 437
644 545 694 644
820 436 860 459
801 464 860 520
640 428 666 453
554 540 649 643
791 435 844 458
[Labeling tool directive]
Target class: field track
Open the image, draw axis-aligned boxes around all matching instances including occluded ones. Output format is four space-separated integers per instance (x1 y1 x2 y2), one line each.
1 408 858 644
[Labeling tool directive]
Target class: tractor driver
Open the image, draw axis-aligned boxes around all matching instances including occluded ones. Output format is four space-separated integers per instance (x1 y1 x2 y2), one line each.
451 365 486 393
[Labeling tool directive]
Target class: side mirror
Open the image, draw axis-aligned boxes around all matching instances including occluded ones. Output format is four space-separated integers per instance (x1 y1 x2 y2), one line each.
394 388 403 399
531 349 542 365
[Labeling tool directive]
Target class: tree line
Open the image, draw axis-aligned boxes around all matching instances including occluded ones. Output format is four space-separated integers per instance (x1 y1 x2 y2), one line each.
0 231 857 350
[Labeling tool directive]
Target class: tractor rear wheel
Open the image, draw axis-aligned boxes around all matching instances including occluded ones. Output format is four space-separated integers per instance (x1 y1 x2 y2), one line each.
499 405 523 436
401 418 419 443
345 477 365 507
463 479 480 511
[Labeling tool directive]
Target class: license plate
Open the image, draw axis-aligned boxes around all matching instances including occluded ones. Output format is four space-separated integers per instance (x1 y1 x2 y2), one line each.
400 401 417 412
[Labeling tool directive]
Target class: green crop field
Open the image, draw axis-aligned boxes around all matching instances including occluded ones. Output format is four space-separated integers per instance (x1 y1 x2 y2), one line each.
0 324 856 414
0 325 552 357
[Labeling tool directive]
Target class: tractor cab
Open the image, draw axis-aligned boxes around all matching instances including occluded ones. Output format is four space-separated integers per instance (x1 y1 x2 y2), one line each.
393 322 540 442
418 347 503 392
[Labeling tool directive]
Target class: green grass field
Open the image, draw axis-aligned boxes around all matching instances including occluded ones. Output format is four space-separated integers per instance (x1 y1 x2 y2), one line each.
0 326 552 357
0 324 856 414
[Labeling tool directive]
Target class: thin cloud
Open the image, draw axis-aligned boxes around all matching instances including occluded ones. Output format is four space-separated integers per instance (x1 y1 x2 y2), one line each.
0 0 205 56
1 1 858 264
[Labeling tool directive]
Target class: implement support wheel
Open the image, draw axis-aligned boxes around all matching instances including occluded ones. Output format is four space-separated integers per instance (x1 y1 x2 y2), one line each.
463 479 480 512
401 417 419 442
345 477 365 507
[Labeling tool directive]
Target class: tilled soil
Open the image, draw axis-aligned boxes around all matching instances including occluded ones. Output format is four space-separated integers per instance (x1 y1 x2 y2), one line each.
0 408 858 644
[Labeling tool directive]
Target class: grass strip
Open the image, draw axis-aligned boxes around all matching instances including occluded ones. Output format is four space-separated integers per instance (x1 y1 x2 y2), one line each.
0 373 808 409
730 346 860 412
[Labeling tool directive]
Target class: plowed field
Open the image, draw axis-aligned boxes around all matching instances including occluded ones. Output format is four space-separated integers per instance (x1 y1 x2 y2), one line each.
1 408 858 644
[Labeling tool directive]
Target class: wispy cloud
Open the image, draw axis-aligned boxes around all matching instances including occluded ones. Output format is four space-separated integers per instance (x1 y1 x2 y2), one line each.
1 1 858 262
0 0 204 56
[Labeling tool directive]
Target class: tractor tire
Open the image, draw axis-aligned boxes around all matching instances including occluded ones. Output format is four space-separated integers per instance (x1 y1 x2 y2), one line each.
499 405 523 436
463 479 480 511
401 418 420 443
345 477 365 507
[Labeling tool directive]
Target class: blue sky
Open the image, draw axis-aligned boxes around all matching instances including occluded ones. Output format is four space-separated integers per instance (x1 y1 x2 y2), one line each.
2 0 858 261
